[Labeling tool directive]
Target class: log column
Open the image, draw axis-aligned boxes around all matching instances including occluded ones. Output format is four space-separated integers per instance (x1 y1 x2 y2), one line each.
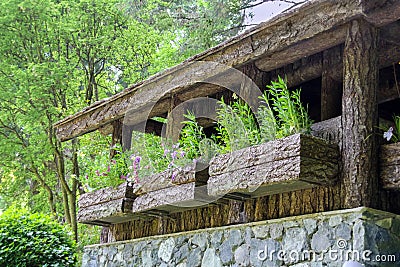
342 19 379 208
321 46 342 121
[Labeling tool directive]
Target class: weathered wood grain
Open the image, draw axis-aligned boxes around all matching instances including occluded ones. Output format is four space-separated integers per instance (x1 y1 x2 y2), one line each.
134 161 208 194
132 182 210 213
380 142 400 190
311 116 343 147
380 165 400 190
209 134 338 176
77 198 136 225
380 143 400 166
208 134 339 197
78 182 137 209
342 19 379 208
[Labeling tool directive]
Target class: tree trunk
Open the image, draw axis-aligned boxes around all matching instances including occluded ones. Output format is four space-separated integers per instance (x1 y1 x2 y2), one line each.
70 138 80 241
342 19 379 208
31 167 57 216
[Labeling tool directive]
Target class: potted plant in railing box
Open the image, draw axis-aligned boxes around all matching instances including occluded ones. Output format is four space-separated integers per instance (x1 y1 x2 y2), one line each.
77 118 214 225
380 115 400 190
77 144 141 225
207 77 340 198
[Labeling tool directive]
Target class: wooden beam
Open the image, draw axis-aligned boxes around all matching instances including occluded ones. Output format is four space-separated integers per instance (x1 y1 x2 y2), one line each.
362 0 400 27
342 19 379 208
166 97 219 143
122 119 164 150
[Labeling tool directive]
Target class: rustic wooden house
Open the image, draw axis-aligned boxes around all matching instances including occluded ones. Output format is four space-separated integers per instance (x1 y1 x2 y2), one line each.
54 0 400 266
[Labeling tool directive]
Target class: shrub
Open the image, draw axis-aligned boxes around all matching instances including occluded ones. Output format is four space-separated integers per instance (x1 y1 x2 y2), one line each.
0 208 76 267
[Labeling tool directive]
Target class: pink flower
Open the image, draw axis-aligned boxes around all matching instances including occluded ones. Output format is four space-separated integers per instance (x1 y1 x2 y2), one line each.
95 170 100 176
134 156 141 164
107 165 111 172
163 149 169 157
171 151 177 160
120 173 130 180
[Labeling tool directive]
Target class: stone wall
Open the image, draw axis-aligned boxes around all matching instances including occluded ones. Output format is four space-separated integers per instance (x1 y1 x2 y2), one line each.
82 208 400 267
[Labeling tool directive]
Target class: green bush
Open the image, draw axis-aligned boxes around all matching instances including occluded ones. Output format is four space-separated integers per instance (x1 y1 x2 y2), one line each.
0 208 76 267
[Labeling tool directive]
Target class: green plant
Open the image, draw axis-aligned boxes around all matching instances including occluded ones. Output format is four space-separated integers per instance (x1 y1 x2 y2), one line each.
80 142 131 191
179 111 207 159
215 97 259 153
124 131 196 182
261 76 312 139
179 111 220 162
0 208 76 267
257 93 278 142
76 224 102 263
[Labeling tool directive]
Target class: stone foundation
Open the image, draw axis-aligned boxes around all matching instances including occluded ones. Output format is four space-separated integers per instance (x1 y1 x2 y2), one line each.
82 207 400 267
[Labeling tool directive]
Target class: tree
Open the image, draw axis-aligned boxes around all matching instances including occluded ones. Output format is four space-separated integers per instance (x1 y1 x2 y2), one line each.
0 0 161 241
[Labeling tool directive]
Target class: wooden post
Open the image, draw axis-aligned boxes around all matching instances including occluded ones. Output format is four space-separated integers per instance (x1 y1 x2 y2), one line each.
110 120 123 157
342 19 379 208
321 46 342 121
166 94 183 142
239 62 265 108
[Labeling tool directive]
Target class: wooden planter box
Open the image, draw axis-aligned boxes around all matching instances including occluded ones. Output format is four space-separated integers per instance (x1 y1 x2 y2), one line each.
78 161 211 225
207 134 339 197
77 182 137 226
130 161 217 215
380 142 400 190
136 161 209 194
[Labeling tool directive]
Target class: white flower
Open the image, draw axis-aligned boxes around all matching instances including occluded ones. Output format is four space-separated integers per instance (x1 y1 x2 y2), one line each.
383 127 393 141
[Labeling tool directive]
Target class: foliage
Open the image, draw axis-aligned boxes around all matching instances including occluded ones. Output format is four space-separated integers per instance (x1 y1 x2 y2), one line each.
211 78 311 153
215 97 260 153
180 111 220 161
0 208 76 267
179 112 207 159
79 132 195 190
257 93 278 142
260 76 312 139
123 0 250 61
1 0 246 239
76 224 101 262
80 145 130 191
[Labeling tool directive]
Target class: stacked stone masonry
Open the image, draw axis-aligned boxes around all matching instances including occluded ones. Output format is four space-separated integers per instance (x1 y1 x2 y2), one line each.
82 208 400 267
